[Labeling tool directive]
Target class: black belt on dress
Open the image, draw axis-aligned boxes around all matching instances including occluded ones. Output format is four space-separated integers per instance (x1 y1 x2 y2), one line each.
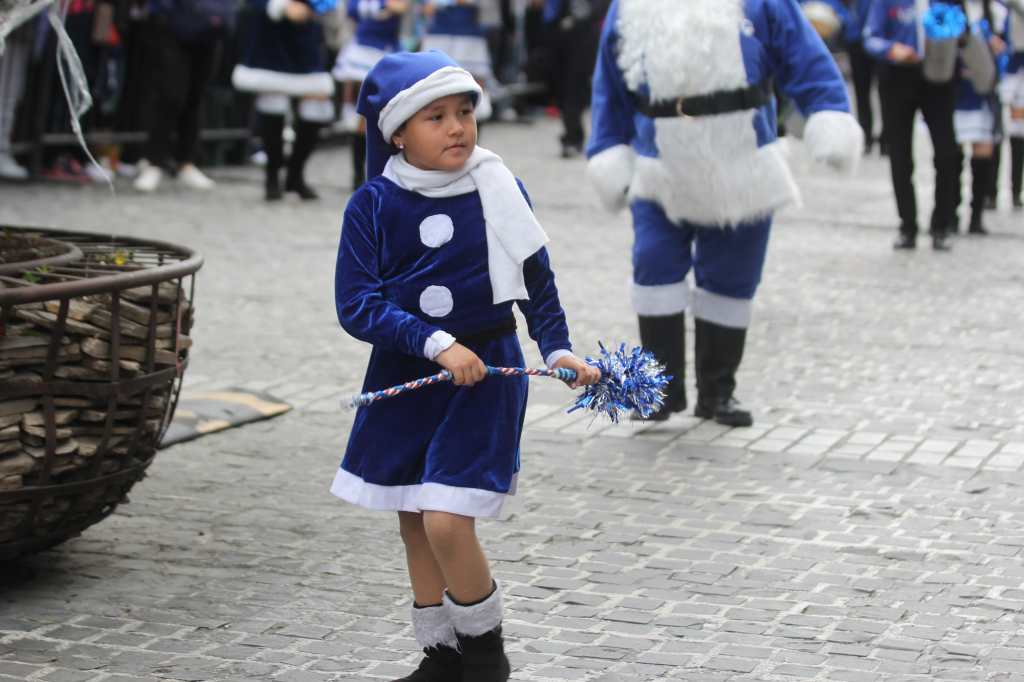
457 318 517 345
637 81 773 118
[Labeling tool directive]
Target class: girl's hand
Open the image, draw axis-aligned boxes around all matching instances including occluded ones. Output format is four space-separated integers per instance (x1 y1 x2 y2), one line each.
553 355 601 389
888 43 920 64
284 1 314 22
385 0 409 14
436 343 488 386
990 35 1007 56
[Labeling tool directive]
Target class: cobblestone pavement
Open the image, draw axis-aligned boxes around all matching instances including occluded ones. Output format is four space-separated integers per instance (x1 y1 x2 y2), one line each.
2 117 1024 681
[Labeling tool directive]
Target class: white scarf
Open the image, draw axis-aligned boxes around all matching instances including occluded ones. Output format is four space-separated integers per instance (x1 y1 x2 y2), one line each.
383 147 549 304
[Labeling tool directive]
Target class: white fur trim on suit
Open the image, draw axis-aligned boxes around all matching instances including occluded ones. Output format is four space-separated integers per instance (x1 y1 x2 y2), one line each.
411 603 459 650
632 115 802 227
544 349 573 369
632 280 689 316
444 581 503 637
617 0 748 100
587 144 635 212
330 467 513 518
232 65 335 97
693 287 752 329
267 0 289 21
802 110 864 173
378 66 482 141
298 98 335 123
255 93 289 115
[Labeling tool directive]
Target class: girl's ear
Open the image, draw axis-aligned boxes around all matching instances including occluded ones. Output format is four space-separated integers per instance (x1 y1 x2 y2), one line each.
391 123 406 149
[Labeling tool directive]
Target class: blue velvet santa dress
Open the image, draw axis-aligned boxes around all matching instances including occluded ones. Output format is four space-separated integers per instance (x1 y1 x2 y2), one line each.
331 175 571 519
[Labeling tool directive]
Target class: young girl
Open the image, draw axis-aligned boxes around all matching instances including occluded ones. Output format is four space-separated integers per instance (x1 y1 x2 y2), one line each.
419 0 494 119
333 0 410 188
232 0 335 201
331 50 598 681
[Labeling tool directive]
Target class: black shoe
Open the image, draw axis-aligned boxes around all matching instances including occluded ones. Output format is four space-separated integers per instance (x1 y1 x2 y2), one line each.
695 396 753 427
560 143 582 159
458 627 510 682
393 645 461 682
984 196 997 211
968 216 989 235
932 233 952 251
285 177 319 200
1013 196 1023 210
893 234 916 250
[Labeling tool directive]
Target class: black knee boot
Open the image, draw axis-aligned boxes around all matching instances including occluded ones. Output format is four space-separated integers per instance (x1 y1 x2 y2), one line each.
445 583 509 682
1011 137 1023 209
969 156 993 234
352 133 367 190
393 603 461 682
636 313 687 421
259 114 285 201
285 120 321 200
693 318 753 427
988 143 1001 209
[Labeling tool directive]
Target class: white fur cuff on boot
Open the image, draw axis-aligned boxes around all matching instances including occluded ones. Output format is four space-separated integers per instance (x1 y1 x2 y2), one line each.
411 603 459 650
587 144 635 212
803 110 864 174
444 581 503 637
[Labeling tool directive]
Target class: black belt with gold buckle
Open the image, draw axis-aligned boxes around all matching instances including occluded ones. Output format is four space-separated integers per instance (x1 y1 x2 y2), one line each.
638 82 773 118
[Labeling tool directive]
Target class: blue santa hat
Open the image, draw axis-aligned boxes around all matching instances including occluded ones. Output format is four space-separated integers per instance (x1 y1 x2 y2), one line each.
357 51 482 180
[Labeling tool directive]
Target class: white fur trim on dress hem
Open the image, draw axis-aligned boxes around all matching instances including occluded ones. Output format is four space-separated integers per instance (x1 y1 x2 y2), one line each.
444 581 503 637
232 65 335 97
693 288 752 329
803 110 864 173
330 467 512 518
333 42 389 82
421 34 494 80
378 66 482 140
955 108 998 144
411 604 459 650
632 280 689 316
587 144 634 212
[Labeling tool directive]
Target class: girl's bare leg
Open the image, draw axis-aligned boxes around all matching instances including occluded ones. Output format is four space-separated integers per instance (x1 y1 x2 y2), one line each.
398 511 446 605
421 510 493 604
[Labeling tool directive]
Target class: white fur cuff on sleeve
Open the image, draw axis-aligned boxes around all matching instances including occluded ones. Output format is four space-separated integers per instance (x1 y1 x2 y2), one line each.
267 0 290 21
803 110 864 174
587 144 635 212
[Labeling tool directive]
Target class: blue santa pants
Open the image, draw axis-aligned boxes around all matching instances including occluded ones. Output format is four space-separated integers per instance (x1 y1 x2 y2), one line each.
630 200 772 329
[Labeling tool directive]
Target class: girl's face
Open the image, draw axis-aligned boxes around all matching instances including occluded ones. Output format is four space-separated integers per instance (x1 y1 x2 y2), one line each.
392 93 477 172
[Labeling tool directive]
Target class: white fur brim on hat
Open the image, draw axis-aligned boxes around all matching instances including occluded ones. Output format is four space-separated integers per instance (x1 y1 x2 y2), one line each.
378 66 482 141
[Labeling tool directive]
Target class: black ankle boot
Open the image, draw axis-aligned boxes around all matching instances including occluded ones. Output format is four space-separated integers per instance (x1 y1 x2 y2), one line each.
286 120 321 200
635 313 687 421
694 317 753 427
393 645 461 682
457 627 510 682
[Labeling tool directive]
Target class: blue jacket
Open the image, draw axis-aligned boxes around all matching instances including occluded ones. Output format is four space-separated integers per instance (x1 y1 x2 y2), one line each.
349 0 402 50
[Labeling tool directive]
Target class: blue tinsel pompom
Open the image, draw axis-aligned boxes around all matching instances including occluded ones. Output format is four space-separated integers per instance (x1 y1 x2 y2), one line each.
923 3 967 41
309 0 339 14
568 343 671 423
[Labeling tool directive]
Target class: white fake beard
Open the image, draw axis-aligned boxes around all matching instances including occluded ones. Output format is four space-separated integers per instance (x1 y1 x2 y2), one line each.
616 0 749 100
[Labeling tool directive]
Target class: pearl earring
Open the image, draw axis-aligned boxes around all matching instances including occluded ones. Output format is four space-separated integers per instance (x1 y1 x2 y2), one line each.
397 143 405 150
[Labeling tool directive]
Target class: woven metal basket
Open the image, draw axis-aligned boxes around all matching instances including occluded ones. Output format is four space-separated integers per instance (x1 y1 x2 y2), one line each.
0 226 202 560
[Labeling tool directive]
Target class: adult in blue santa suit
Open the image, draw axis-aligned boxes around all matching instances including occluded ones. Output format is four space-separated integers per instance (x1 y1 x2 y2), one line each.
587 0 863 426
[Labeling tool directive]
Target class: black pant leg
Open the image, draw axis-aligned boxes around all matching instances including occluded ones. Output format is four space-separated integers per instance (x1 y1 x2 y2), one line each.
848 41 875 145
559 20 600 148
143 22 190 167
1010 137 1024 200
175 37 222 165
919 79 959 234
879 65 922 233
